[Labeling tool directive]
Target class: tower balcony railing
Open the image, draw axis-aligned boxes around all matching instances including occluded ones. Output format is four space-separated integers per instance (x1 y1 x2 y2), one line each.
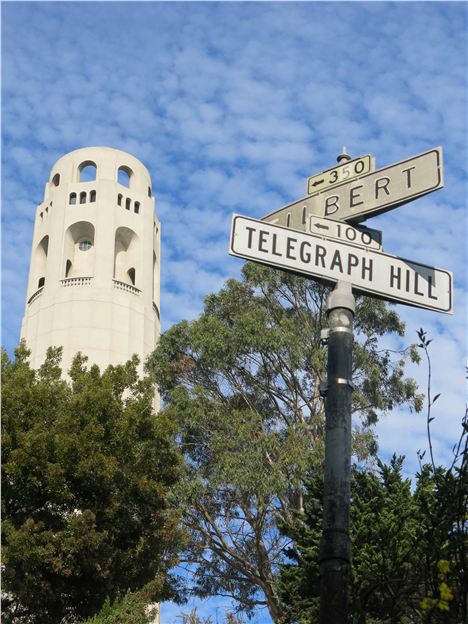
61 276 93 287
27 286 45 305
113 279 141 296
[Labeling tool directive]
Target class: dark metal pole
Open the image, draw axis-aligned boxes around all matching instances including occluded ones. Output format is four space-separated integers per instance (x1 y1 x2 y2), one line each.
320 150 355 623
319 272 355 623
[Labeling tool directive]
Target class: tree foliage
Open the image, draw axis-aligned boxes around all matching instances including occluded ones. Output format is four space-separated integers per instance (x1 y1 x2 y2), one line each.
83 592 157 624
146 262 422 620
277 335 467 623
277 441 467 623
1 343 185 623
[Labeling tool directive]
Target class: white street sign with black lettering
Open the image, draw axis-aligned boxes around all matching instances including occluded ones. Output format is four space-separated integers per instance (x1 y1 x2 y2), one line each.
309 216 382 251
230 215 452 314
309 147 443 222
307 155 374 195
262 147 443 227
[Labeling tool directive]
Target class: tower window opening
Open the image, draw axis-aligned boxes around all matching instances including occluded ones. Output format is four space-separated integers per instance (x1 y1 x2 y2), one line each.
118 166 132 188
117 193 123 206
65 259 72 277
45 207 49 214
148 186 152 198
114 227 139 288
33 236 49 291
79 161 97 182
153 251 157 301
134 202 140 214
78 239 93 251
40 212 43 221
80 192 87 204
69 193 77 205
51 173 60 186
90 190 96 202
64 221 95 279
125 198 131 211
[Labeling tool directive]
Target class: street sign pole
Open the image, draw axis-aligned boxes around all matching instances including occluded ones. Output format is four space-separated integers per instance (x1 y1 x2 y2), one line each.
319 151 354 624
320 280 355 624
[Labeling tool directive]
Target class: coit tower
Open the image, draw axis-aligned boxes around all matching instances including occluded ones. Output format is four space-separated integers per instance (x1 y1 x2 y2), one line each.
20 146 160 381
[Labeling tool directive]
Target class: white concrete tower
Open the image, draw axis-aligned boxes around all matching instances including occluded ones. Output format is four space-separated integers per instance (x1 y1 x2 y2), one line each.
21 146 160 378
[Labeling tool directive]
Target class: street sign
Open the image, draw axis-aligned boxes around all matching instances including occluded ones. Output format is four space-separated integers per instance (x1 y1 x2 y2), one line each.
230 215 452 314
307 155 374 195
309 216 382 252
262 147 443 227
307 147 443 223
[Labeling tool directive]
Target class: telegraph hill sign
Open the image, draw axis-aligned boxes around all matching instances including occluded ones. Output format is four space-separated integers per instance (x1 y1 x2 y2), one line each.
230 215 452 313
229 147 453 314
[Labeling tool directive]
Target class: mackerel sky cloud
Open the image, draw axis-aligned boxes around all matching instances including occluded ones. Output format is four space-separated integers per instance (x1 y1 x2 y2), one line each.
2 2 467 621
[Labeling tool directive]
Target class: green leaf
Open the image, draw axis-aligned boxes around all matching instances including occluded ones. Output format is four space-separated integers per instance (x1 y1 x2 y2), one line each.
2 348 186 623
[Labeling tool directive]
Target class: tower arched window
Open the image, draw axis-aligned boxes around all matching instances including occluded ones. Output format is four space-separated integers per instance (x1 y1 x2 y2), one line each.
33 235 49 292
134 202 140 214
148 186 152 198
79 161 97 182
127 268 136 285
69 193 77 205
118 166 132 188
114 227 140 288
117 193 123 206
80 192 87 204
153 251 157 301
125 198 131 211
90 190 96 202
63 221 95 278
51 173 60 186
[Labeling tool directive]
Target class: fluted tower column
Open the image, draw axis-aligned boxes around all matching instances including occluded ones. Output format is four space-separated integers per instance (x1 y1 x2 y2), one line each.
21 147 160 382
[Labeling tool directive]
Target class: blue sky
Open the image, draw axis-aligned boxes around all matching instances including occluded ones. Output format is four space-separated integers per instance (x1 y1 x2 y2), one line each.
1 2 467 622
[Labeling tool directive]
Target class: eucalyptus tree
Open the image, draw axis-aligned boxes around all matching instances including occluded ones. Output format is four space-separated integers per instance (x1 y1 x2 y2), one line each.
147 262 422 621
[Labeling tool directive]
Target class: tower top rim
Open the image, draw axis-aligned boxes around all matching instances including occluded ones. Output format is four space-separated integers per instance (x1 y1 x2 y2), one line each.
49 147 152 179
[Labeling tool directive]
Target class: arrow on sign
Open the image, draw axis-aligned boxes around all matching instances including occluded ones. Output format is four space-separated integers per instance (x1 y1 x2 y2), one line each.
307 154 374 195
309 216 382 251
